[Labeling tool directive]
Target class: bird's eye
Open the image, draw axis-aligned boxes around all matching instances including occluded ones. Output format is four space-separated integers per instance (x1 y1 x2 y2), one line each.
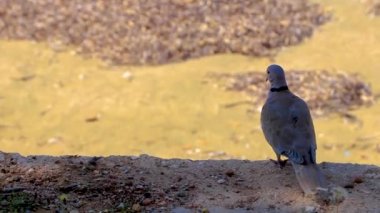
267 71 270 74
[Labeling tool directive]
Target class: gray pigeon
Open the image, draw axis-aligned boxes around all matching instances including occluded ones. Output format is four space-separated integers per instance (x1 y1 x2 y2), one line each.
260 64 328 195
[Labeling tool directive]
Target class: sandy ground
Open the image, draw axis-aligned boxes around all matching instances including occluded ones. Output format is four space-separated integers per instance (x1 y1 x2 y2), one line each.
0 152 379 212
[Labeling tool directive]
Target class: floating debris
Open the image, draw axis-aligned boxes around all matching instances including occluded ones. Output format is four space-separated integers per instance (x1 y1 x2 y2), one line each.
208 70 375 117
122 71 133 81
85 114 101 123
13 74 36 82
47 136 63 145
0 0 329 65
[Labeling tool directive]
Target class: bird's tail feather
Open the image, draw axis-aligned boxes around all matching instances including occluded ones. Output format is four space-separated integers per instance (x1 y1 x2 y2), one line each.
291 162 328 195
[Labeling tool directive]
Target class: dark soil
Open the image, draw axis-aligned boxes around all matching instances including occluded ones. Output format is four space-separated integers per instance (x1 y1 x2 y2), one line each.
0 152 379 212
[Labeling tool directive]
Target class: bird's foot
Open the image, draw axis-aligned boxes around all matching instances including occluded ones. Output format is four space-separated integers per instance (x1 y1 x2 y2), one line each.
278 159 288 169
270 159 288 169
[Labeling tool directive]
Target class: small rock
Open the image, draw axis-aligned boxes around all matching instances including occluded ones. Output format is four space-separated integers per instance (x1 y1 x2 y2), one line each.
132 203 141 211
69 210 79 213
225 169 235 177
158 200 167 206
217 179 226 184
304 206 317 213
344 183 354 189
72 199 82 208
135 185 144 190
176 191 187 198
144 192 152 198
170 164 179 169
353 176 364 184
142 198 153 206
117 203 125 209
88 157 101 166
315 187 347 205
59 184 78 193
26 168 35 174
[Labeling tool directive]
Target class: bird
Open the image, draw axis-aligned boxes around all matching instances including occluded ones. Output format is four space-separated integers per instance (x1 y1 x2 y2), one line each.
260 64 328 195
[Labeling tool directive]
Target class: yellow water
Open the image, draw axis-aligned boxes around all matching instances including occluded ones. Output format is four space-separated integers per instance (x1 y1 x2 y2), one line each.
0 0 379 165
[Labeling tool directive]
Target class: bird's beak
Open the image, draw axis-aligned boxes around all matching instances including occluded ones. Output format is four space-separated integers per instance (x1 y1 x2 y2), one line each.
266 76 268 82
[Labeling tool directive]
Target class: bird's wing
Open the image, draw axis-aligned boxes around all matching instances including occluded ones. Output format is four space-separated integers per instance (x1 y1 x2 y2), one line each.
261 93 328 194
261 93 316 164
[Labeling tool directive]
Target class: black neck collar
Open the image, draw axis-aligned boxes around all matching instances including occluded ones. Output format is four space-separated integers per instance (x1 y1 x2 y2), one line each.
270 86 289 92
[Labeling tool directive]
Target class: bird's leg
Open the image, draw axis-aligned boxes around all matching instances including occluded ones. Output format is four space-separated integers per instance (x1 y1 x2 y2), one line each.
277 154 288 169
270 154 288 169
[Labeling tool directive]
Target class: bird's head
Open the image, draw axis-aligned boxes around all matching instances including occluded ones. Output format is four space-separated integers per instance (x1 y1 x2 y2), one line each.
266 64 288 89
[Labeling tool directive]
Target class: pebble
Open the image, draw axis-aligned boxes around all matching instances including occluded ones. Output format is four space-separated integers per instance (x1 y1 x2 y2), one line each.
132 203 141 211
304 206 317 213
217 179 226 184
225 169 235 177
157 200 167 206
142 198 154 206
353 176 364 184
117 203 125 209
315 187 347 205
135 184 144 190
176 191 188 198
26 168 35 174
344 183 355 189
